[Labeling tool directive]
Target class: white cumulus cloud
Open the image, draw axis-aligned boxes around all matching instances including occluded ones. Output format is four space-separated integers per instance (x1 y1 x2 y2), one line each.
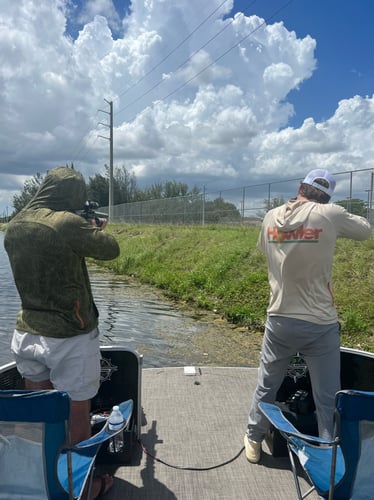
0 0 373 215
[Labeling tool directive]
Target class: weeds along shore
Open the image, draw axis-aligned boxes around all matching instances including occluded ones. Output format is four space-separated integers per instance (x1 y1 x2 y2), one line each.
97 224 374 353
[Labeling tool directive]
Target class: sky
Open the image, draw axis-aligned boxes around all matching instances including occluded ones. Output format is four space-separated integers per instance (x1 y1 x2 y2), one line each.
1 0 374 216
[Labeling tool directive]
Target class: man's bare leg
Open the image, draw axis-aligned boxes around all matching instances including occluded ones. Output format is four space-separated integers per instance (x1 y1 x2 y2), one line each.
24 379 113 499
25 378 53 390
25 379 91 443
69 400 91 444
70 400 113 499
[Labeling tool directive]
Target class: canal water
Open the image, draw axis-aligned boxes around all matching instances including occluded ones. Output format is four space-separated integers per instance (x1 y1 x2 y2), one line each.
0 231 219 368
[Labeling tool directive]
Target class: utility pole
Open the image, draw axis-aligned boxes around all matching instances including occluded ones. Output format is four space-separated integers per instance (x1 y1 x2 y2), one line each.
98 99 113 223
370 172 374 224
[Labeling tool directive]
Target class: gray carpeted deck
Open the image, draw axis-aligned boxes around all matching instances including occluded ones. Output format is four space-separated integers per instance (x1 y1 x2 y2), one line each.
100 366 319 500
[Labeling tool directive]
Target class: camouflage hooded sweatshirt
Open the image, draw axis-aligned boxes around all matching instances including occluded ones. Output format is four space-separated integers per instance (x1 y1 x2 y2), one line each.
4 167 120 338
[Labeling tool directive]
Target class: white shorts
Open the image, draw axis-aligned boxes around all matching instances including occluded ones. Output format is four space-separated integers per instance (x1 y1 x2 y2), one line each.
11 328 101 401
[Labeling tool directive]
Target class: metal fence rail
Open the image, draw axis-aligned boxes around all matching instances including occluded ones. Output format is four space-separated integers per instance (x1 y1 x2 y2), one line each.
102 168 374 225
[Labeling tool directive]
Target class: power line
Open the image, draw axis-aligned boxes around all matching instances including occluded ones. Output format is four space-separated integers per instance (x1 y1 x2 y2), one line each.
113 0 234 103
69 0 294 166
114 0 257 118
161 0 295 102
115 0 293 120
67 0 235 165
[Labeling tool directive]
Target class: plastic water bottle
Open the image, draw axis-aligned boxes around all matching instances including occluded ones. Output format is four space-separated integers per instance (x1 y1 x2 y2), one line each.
108 405 124 453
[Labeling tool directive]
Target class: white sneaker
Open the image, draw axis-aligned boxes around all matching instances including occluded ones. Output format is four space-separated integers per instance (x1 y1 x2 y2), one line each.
244 434 261 463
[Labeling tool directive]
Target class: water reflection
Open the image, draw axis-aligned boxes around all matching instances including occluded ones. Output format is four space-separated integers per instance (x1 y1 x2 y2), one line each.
91 266 203 367
0 232 207 368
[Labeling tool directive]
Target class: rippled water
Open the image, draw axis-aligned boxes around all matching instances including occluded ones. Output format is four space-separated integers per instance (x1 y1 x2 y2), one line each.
0 232 207 368
0 232 19 366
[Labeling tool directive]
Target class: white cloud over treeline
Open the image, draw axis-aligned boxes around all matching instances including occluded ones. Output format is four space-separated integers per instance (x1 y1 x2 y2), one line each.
0 0 373 213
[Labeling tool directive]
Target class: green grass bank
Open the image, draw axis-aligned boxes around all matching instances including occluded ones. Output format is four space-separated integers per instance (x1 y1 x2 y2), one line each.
99 224 374 353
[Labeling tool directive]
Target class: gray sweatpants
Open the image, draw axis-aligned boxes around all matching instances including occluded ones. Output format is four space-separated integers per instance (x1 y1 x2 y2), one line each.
247 315 341 441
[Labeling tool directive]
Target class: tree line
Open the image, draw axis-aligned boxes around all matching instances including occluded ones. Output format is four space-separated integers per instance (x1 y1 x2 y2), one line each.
9 165 370 221
11 165 197 213
10 165 242 222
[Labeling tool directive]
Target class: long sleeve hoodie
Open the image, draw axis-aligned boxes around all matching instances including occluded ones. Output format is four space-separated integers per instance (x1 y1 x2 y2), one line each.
4 167 120 338
258 199 372 324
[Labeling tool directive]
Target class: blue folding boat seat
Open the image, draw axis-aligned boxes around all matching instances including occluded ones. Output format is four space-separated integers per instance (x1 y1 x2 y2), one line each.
259 390 374 499
0 389 133 499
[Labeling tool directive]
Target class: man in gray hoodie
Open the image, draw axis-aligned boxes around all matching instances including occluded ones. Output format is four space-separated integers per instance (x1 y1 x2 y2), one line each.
244 169 372 463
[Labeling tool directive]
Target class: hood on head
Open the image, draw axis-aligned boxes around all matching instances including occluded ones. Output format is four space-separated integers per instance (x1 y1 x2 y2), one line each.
27 167 87 212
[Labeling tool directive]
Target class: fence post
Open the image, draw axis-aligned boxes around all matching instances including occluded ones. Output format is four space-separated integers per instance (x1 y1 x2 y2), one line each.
267 183 271 211
370 172 374 224
202 186 205 226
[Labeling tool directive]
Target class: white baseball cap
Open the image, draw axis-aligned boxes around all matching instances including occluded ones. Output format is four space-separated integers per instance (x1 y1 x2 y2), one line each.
302 169 336 198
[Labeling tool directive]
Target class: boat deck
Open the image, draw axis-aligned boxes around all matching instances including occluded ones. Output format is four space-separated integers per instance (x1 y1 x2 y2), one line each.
99 366 318 500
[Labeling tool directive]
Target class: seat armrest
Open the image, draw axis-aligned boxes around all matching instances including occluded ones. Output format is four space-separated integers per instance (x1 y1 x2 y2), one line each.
72 399 133 450
259 402 335 446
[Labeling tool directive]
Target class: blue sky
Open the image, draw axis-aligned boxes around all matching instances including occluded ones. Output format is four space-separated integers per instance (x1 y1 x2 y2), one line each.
235 0 374 126
66 0 374 127
1 0 373 214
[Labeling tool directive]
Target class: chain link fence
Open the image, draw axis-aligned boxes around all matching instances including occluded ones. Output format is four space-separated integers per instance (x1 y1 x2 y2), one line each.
102 168 374 225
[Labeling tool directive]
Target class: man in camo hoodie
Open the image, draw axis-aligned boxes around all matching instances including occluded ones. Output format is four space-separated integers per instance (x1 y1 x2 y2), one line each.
4 166 119 496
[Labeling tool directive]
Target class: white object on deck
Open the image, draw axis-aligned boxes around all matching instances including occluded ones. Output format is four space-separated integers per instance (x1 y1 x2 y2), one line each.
184 366 196 376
